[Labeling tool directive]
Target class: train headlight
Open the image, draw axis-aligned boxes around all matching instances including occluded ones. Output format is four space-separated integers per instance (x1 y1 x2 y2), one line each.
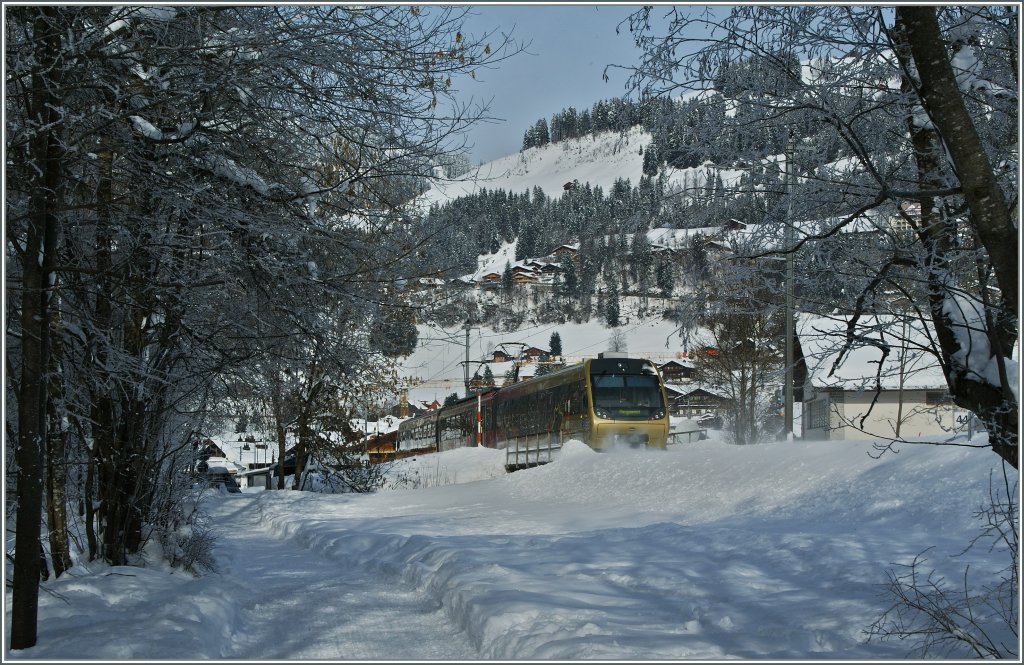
594 407 611 420
651 409 665 420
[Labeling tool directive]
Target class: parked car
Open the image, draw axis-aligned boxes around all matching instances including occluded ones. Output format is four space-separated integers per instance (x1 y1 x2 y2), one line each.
696 413 722 430
205 471 242 494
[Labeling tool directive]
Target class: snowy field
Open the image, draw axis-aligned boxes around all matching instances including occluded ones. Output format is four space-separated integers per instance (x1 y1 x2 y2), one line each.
6 432 1017 660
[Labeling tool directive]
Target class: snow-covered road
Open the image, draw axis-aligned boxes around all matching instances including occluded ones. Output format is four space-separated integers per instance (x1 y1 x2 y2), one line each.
210 497 477 660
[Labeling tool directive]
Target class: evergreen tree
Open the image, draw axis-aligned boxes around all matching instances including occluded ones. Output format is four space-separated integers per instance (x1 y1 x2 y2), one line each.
655 256 675 297
549 331 562 358
534 361 552 376
606 282 620 327
630 231 654 286
689 234 710 284
501 261 514 293
560 260 579 299
515 221 538 260
642 143 661 176
533 118 550 146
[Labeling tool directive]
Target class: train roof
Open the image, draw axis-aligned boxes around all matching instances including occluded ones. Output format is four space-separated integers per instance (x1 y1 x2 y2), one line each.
588 356 660 375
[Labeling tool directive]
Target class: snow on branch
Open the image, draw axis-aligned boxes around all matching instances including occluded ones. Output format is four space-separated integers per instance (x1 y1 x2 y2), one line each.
950 45 1016 101
129 115 197 143
942 291 1019 401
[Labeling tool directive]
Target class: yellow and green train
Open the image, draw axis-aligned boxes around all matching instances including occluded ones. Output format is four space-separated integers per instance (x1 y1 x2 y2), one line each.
396 354 670 470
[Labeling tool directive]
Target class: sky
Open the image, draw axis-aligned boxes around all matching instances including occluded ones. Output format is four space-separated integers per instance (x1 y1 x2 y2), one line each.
453 4 658 164
6 432 1016 660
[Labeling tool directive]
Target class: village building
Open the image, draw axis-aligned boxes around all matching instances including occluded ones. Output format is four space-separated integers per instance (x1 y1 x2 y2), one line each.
658 359 696 384
511 266 539 285
479 271 502 289
551 243 579 262
663 384 731 422
798 314 967 440
520 346 548 363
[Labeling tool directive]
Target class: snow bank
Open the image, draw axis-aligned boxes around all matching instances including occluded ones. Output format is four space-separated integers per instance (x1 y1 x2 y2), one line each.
239 436 1012 659
13 435 1014 660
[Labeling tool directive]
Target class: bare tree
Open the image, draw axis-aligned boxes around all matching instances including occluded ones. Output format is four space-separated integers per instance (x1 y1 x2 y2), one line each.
866 469 1018 658
688 277 785 446
618 5 1017 467
5 5 521 648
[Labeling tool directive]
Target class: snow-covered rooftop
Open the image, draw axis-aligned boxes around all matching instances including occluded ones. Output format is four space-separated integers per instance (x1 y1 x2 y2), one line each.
798 313 947 391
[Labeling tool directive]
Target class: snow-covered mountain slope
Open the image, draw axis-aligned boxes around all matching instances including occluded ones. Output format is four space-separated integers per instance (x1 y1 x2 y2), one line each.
421 125 744 208
422 126 652 205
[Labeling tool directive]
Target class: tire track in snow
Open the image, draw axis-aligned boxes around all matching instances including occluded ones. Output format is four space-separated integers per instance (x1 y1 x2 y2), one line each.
208 495 477 660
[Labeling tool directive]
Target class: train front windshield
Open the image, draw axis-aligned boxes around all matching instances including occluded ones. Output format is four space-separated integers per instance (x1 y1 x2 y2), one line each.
590 373 665 420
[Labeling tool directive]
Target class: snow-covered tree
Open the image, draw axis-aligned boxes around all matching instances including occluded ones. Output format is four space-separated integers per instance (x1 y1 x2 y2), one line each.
5 5 520 649
605 282 621 328
620 5 1018 467
655 256 676 297
692 290 786 446
501 261 514 293
482 365 496 388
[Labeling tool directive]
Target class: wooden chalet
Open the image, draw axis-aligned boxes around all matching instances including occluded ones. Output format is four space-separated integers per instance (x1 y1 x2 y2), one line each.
520 346 548 362
512 271 539 285
658 360 695 384
663 385 732 418
197 438 226 459
552 244 579 262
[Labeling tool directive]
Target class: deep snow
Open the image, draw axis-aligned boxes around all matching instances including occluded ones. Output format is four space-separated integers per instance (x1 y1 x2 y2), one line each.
5 432 1017 661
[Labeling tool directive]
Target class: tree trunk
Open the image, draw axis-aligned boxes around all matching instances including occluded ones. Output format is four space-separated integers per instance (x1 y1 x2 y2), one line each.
45 427 72 577
46 305 73 576
292 410 309 491
272 386 288 489
11 7 61 650
895 7 1019 468
896 7 1018 316
84 444 98 561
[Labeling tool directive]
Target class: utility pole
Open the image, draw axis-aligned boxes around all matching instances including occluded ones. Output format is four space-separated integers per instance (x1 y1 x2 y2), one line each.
784 139 796 442
464 320 471 396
